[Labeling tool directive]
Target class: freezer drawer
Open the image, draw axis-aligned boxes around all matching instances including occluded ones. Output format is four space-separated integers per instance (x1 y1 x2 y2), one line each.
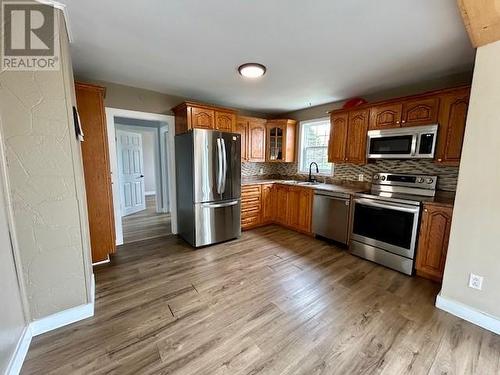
312 191 350 244
193 199 241 247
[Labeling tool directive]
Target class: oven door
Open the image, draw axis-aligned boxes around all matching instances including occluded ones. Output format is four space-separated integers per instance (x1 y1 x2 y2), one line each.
351 198 420 259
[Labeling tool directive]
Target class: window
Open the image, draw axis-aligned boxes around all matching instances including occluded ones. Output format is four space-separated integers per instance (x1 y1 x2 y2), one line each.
298 118 333 175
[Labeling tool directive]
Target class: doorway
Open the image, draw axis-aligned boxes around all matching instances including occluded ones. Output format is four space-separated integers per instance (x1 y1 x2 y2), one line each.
106 108 177 245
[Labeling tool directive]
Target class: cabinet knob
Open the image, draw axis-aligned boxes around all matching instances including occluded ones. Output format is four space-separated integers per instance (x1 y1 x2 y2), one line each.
396 121 400 124
401 120 406 124
437 158 442 162
424 209 428 212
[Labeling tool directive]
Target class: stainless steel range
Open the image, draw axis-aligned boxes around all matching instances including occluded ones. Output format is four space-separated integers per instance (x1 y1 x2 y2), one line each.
349 173 437 275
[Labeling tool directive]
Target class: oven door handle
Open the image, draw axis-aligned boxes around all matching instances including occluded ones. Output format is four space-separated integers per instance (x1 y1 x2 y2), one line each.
354 198 420 214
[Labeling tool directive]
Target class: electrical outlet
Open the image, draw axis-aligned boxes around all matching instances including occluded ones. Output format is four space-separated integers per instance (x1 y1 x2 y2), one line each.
469 273 483 290
259 167 264 175
358 174 364 182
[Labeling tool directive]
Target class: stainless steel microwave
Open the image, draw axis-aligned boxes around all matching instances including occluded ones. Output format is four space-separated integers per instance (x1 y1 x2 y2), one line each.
367 124 438 159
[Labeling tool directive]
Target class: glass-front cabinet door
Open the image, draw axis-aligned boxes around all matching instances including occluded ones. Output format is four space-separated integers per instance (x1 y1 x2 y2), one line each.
268 126 284 161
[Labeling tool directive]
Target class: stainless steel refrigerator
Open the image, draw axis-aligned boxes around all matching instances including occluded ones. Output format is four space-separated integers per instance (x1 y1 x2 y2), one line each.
175 129 241 247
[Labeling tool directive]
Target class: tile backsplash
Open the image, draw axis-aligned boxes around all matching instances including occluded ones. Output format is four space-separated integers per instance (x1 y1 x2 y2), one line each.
242 160 459 191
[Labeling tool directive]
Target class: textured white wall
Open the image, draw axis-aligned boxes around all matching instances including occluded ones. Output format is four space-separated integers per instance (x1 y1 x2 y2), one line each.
441 40 500 319
0 12 91 319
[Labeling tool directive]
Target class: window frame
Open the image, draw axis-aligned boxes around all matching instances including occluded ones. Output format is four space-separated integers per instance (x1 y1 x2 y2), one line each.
297 117 334 176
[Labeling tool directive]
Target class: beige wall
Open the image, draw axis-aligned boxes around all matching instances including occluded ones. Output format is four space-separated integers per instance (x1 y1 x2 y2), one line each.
0 12 91 320
78 79 185 115
283 72 473 122
76 79 269 118
441 40 500 319
0 153 26 374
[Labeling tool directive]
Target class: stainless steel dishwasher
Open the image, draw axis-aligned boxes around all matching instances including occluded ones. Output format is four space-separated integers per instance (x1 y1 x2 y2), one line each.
312 190 351 244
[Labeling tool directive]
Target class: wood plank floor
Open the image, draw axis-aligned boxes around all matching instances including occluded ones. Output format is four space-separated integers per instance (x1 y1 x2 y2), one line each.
22 226 500 374
122 195 171 244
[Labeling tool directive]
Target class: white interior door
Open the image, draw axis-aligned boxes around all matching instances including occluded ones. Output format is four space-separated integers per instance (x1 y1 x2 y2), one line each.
117 130 146 216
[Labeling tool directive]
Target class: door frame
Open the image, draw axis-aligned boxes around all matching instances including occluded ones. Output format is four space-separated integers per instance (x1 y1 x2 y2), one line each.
105 108 177 245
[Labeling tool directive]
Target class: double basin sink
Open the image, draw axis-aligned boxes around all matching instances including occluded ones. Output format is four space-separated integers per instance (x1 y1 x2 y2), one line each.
279 180 321 186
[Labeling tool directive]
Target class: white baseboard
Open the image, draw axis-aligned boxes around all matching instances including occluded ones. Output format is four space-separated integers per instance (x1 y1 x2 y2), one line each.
5 275 95 374
30 274 95 336
92 256 110 266
145 191 156 196
5 326 32 375
436 293 500 335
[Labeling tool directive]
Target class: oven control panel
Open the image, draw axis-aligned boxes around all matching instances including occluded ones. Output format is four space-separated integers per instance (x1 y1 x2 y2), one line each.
372 173 437 190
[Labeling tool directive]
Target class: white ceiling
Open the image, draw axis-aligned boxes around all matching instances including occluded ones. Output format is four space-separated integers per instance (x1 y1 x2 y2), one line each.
61 0 475 114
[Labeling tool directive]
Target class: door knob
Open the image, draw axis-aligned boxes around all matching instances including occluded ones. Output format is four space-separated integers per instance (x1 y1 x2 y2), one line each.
140 175 144 178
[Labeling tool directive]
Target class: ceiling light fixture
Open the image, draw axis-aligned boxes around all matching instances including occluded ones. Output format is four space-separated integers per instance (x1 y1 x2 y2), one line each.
238 63 266 78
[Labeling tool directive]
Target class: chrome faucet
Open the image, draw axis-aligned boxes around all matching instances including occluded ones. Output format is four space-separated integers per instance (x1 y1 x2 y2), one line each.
308 162 319 183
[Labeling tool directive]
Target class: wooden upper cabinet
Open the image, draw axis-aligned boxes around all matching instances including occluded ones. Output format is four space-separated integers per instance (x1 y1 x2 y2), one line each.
369 103 403 130
215 111 235 132
172 102 236 134
266 119 296 162
191 107 214 129
75 82 116 263
236 119 248 161
248 120 266 162
401 97 439 127
328 112 349 163
346 109 369 164
416 204 453 282
435 88 470 166
237 116 267 162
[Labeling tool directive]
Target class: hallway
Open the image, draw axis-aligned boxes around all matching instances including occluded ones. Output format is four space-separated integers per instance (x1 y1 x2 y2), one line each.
122 195 171 243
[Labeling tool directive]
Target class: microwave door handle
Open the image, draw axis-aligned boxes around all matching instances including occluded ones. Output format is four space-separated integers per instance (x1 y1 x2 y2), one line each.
355 198 419 214
410 135 418 156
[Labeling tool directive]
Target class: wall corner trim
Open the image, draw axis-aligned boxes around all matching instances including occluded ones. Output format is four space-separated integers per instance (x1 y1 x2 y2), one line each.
436 293 500 335
5 326 33 375
30 274 95 337
6 276 95 374
35 0 73 42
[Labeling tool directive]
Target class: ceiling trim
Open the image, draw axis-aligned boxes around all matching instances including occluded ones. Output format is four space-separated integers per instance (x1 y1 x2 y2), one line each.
35 0 73 43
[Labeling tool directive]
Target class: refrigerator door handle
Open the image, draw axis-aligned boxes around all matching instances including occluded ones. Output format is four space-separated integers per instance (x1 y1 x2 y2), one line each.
201 200 239 209
221 137 227 193
216 138 223 194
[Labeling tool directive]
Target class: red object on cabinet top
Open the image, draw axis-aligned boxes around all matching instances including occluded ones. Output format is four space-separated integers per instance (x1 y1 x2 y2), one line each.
342 97 367 109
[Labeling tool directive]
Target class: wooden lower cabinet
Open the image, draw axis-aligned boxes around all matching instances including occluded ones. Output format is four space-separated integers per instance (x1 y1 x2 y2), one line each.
241 185 262 230
286 186 313 233
415 203 453 282
241 183 313 234
261 184 275 223
275 185 289 225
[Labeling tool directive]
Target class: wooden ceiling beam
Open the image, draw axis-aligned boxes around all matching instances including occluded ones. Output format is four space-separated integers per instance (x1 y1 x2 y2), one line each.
458 0 500 47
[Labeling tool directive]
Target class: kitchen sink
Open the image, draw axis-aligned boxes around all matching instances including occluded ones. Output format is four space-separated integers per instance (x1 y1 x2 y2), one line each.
297 181 320 186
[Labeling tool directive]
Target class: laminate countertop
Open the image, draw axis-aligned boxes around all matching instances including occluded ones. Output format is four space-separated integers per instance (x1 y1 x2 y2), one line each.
421 190 456 208
242 179 455 207
241 179 368 196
